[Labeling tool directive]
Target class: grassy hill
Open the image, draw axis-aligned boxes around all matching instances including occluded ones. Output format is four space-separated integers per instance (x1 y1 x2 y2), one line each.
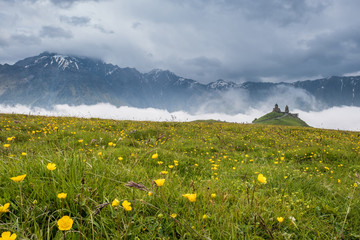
0 113 359 239
253 111 310 127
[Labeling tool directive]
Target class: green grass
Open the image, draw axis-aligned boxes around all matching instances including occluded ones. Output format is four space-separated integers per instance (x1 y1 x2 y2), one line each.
253 112 284 122
253 112 309 127
0 113 359 239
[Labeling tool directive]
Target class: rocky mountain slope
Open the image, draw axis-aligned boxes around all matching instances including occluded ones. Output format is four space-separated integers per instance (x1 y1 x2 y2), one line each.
0 52 359 113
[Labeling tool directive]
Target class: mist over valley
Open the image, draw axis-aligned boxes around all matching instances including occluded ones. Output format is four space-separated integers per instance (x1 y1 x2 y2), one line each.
0 52 359 131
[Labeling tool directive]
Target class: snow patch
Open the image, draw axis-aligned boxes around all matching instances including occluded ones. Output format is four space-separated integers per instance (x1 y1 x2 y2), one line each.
51 55 80 70
208 80 237 89
106 66 119 75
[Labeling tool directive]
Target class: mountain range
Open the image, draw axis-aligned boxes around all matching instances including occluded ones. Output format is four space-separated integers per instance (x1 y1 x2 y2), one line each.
0 52 359 114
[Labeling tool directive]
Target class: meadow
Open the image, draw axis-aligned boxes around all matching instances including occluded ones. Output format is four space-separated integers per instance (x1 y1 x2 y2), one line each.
0 113 359 239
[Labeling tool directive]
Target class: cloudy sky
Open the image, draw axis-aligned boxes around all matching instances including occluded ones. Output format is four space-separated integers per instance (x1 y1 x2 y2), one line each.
1 0 360 83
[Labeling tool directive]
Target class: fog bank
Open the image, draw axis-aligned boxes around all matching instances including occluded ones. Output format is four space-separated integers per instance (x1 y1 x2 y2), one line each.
0 103 359 132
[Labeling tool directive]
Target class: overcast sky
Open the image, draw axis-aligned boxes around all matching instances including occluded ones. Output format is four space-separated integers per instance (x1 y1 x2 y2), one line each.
1 0 360 83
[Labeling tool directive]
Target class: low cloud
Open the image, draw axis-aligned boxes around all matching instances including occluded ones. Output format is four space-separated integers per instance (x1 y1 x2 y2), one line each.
0 103 359 131
253 85 323 112
193 89 250 114
296 106 360 131
192 85 323 115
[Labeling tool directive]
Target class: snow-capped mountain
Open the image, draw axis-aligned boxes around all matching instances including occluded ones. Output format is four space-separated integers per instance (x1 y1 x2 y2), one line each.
206 79 239 90
0 52 359 113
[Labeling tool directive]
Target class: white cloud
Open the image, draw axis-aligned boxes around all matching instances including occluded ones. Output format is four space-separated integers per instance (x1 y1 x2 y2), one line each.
343 71 360 77
1 103 359 131
296 106 360 131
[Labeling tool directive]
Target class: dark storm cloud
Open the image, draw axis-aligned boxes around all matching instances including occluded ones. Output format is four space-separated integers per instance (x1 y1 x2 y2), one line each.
11 34 41 45
93 25 114 34
303 28 360 68
257 27 360 81
180 0 331 24
60 16 91 26
40 26 73 39
59 16 113 34
49 0 99 8
228 0 330 25
178 57 223 81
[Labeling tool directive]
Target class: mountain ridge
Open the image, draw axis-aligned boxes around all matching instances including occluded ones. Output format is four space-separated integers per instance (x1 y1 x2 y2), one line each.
0 52 359 114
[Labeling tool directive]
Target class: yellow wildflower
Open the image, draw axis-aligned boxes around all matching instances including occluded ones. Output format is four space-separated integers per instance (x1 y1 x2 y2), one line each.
57 216 73 231
257 174 267 184
47 163 56 171
122 200 132 211
10 174 26 182
3 144 10 148
0 231 17 240
78 139 83 143
0 203 10 213
21 152 27 156
211 193 216 198
168 165 174 169
112 199 120 207
154 179 165 187
118 157 123 161
277 217 284 223
152 153 158 159
170 213 177 218
57 193 67 199
183 193 197 202
148 192 153 196
161 171 168 175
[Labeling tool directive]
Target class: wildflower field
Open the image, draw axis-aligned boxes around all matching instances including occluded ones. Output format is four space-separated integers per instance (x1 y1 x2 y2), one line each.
0 113 359 239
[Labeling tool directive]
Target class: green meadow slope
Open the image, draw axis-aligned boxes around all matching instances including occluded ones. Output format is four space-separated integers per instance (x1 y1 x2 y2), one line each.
253 111 309 127
0 113 359 239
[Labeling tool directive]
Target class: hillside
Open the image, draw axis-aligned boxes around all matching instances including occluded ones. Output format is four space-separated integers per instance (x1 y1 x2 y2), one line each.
253 105 310 127
0 113 359 239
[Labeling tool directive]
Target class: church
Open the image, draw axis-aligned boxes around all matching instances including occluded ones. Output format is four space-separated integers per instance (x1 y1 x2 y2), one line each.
272 104 298 118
